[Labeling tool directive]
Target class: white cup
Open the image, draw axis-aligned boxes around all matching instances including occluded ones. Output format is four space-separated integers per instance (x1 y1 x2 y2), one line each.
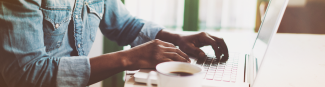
146 62 203 87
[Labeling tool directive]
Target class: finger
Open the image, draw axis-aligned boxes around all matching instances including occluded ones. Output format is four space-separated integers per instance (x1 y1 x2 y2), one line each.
162 47 189 61
183 43 207 59
198 32 221 58
163 52 188 62
209 35 229 61
158 58 173 63
153 39 176 48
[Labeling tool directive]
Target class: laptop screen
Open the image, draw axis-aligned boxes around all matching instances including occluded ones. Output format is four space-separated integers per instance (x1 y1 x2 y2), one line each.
252 0 288 72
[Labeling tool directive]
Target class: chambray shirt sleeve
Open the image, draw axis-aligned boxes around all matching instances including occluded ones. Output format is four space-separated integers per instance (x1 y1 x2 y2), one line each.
0 1 90 87
99 0 164 46
129 22 164 47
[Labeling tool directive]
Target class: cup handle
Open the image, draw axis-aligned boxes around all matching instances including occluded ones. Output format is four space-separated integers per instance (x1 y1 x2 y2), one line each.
146 71 157 87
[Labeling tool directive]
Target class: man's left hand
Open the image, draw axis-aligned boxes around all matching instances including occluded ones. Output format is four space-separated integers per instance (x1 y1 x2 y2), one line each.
156 30 229 61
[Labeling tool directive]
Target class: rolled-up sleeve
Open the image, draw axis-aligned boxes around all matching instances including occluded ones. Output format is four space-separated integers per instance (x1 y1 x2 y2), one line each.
57 57 90 87
99 0 164 46
99 0 142 46
130 22 164 47
0 0 90 87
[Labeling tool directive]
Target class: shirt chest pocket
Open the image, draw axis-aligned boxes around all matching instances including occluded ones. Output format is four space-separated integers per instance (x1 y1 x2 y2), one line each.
41 6 72 52
86 0 104 42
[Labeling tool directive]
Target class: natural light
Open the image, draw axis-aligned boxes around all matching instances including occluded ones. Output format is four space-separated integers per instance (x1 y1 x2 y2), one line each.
125 0 257 32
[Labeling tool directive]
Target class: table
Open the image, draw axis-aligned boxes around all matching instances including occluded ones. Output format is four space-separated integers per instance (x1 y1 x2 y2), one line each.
124 33 325 87
253 33 325 87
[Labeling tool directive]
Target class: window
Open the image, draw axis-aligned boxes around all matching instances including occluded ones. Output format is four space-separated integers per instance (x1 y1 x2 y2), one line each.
125 0 257 32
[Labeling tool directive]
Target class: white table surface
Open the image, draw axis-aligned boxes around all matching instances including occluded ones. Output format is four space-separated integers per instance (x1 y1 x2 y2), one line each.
253 33 325 87
124 32 325 87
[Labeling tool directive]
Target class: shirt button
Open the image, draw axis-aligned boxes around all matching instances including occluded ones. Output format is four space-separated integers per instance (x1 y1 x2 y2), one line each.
78 44 81 48
75 15 79 19
55 24 59 28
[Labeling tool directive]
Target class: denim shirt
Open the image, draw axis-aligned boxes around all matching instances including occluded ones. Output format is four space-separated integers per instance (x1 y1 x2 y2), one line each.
0 0 163 87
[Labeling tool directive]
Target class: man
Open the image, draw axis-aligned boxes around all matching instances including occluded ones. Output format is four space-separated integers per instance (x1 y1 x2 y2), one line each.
0 0 228 86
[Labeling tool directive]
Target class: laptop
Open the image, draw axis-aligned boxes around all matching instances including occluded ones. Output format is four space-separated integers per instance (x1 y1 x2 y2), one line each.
133 0 289 86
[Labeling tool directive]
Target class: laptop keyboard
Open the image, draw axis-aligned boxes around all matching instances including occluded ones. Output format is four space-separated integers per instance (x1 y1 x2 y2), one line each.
196 53 239 83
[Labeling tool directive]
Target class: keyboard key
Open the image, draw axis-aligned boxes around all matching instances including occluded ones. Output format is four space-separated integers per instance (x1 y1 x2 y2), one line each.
206 74 214 80
211 64 218 66
209 66 217 69
215 74 223 77
223 73 231 75
223 77 231 82
217 67 225 69
218 64 225 67
215 72 223 76
206 74 214 77
203 64 210 67
224 70 232 73
217 69 224 72
206 78 213 80
199 52 243 83
214 77 222 81
208 68 216 71
203 70 208 73
204 70 209 73
217 65 224 67
225 68 232 71
216 71 223 73
206 73 214 75
207 71 216 74
225 66 233 68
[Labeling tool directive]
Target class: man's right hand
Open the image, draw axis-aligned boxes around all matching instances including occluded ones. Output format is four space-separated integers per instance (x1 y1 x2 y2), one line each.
121 39 189 70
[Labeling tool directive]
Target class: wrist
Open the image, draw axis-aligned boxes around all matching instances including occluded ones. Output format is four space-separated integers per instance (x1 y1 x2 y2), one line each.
172 33 182 46
118 50 133 69
155 29 182 46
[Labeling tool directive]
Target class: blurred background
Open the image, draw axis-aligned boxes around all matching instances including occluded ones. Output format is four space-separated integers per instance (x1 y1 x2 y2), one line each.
88 0 325 87
124 0 256 32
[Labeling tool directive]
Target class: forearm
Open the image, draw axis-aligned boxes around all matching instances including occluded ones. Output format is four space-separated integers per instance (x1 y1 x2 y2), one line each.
155 30 181 46
87 51 130 85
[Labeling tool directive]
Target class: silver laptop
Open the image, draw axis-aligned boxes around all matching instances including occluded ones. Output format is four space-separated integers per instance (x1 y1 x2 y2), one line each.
133 0 289 86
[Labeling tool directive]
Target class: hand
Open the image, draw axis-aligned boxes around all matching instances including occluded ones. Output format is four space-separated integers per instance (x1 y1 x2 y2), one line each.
123 39 189 69
177 32 229 61
88 39 188 84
